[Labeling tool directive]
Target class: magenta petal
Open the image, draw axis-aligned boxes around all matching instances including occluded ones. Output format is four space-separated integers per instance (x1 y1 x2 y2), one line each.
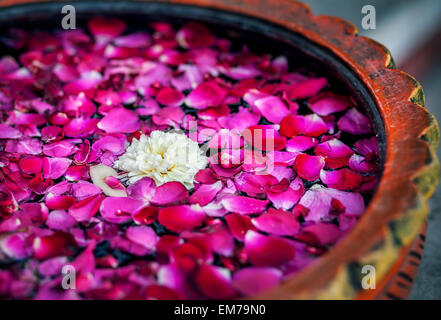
68 194 104 222
243 125 287 152
0 233 29 259
152 106 185 127
234 172 278 197
92 135 126 155
185 81 226 109
45 193 76 210
9 111 46 126
280 114 328 138
349 154 378 174
126 225 157 252
189 181 223 206
207 129 243 149
299 186 365 222
43 140 78 157
210 163 242 178
287 77 328 100
286 136 318 152
65 165 89 181
315 138 354 158
127 177 156 202
72 181 102 200
97 107 140 133
245 230 295 267
19 156 43 174
43 157 72 179
205 223 234 257
194 169 218 184
221 196 269 215
224 65 261 80
232 267 282 296
252 208 300 236
100 197 144 224
41 126 62 142
0 124 21 139
46 210 76 231
225 213 254 241
156 87 185 107
158 205 205 233
5 138 42 155
254 96 290 124
308 92 351 116
293 154 325 181
218 107 260 132
301 223 342 246
267 178 304 211
354 137 379 156
136 98 160 116
63 118 98 138
38 257 68 277
114 32 152 48
270 166 296 182
337 108 372 134
320 168 364 191
267 151 300 167
151 182 188 206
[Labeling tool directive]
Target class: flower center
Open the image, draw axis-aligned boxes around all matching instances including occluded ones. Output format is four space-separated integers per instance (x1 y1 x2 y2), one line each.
114 131 208 189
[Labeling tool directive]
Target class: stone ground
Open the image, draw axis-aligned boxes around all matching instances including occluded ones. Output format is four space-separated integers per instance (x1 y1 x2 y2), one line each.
409 61 441 300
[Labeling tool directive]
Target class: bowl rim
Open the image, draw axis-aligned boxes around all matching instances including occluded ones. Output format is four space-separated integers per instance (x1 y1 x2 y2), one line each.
0 0 439 300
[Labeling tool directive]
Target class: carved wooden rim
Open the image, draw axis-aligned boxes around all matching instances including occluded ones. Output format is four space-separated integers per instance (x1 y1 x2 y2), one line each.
0 0 439 299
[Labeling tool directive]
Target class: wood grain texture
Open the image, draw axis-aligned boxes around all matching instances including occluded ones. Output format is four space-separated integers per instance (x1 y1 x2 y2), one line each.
0 0 439 300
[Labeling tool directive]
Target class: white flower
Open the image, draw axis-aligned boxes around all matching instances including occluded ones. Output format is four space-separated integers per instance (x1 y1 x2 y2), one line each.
114 131 208 189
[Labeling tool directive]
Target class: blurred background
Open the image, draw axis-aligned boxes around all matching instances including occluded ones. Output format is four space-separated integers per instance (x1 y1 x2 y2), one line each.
303 0 441 299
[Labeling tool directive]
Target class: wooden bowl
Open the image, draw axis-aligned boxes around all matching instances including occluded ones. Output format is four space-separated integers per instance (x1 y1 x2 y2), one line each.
0 0 439 299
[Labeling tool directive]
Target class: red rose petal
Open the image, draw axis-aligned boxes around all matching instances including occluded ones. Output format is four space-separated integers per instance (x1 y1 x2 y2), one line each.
158 205 205 233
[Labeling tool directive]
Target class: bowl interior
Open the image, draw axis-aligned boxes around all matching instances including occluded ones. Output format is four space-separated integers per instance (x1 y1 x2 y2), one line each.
0 1 386 171
0 1 387 287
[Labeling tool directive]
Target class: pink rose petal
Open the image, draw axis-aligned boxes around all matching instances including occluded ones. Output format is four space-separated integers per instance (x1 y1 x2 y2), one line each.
320 168 364 191
186 81 227 109
245 230 295 267
97 107 140 133
189 181 223 206
299 186 365 222
252 208 300 236
308 92 351 116
43 157 72 179
68 194 104 222
151 182 188 206
232 267 282 296
254 95 291 124
100 197 144 224
286 136 318 152
126 225 157 252
221 196 269 215
337 108 372 134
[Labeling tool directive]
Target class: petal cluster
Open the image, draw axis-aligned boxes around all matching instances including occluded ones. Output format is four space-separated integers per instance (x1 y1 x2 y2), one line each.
0 18 380 300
